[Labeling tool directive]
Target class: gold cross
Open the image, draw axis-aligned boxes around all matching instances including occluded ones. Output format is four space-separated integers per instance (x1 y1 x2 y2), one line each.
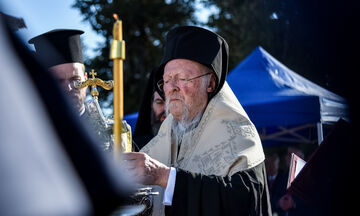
74 69 113 100
89 69 97 79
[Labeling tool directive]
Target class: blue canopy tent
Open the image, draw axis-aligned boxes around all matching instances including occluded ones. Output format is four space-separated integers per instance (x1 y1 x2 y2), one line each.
227 46 349 146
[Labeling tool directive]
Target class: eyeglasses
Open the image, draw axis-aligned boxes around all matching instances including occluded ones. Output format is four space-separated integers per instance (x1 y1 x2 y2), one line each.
72 80 83 89
58 79 84 90
157 72 211 92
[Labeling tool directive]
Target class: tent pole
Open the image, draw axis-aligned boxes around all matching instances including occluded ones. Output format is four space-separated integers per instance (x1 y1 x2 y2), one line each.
317 122 323 145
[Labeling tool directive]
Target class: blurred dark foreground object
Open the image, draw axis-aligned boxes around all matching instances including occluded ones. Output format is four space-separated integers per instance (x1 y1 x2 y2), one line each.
0 12 26 31
0 11 138 216
287 118 355 215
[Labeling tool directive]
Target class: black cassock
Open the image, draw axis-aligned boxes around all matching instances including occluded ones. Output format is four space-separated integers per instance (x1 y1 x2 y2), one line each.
165 162 272 216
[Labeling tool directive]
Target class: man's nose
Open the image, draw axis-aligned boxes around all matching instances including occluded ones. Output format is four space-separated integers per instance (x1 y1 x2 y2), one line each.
164 79 179 93
165 86 179 100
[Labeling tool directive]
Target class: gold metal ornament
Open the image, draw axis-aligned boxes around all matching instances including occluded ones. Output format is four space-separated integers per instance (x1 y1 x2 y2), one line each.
74 69 114 100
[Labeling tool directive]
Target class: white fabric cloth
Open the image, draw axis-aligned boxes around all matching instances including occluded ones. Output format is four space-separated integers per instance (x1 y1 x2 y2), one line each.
141 82 265 216
79 107 85 116
162 167 177 206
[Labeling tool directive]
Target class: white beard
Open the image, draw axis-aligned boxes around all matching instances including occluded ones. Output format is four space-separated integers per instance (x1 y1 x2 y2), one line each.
165 95 202 144
171 112 202 145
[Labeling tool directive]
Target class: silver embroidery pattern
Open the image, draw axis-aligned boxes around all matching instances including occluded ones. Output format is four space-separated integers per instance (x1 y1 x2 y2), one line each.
198 142 233 175
222 117 256 138
190 116 257 175
177 93 220 169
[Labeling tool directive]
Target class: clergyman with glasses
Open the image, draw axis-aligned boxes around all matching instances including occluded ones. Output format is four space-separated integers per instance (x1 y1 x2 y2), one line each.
121 26 272 216
29 29 117 152
29 29 88 116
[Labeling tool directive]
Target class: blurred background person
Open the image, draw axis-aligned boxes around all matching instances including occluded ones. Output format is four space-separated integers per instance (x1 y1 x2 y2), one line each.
265 151 283 216
151 91 166 135
278 145 305 216
133 70 166 150
264 145 305 216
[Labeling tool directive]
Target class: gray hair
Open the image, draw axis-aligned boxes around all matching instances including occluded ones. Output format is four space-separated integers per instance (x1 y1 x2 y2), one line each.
201 72 212 89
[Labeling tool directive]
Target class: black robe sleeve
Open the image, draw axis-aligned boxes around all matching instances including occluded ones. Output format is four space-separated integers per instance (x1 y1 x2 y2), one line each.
165 162 272 216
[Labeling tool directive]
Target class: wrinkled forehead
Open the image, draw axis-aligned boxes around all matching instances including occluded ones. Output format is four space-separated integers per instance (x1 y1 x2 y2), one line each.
50 62 85 79
163 59 208 78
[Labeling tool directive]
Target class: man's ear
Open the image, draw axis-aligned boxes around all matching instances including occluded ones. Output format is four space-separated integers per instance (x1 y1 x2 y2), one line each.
84 71 88 81
81 64 88 80
207 74 216 93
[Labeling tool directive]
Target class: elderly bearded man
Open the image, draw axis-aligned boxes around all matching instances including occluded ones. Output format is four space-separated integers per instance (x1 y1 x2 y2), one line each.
122 26 272 216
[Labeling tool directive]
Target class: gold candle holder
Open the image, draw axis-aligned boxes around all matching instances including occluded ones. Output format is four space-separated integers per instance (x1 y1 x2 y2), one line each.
110 14 131 156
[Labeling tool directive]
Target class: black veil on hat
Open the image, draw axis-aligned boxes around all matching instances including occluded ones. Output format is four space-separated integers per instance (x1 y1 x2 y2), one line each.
155 26 229 98
133 69 158 150
28 29 84 68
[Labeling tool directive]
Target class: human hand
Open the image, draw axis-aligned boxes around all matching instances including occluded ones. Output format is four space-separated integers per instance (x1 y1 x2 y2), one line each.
121 152 170 188
278 194 295 211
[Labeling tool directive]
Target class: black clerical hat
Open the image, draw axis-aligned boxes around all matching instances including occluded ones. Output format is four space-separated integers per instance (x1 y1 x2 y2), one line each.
28 29 84 68
155 26 229 97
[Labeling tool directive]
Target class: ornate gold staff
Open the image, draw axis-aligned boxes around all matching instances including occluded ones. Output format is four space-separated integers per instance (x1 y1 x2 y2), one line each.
110 14 131 156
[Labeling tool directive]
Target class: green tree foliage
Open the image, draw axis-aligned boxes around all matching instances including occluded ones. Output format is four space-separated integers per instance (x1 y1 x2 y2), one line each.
205 0 342 95
74 0 349 115
73 0 197 114
205 0 278 69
